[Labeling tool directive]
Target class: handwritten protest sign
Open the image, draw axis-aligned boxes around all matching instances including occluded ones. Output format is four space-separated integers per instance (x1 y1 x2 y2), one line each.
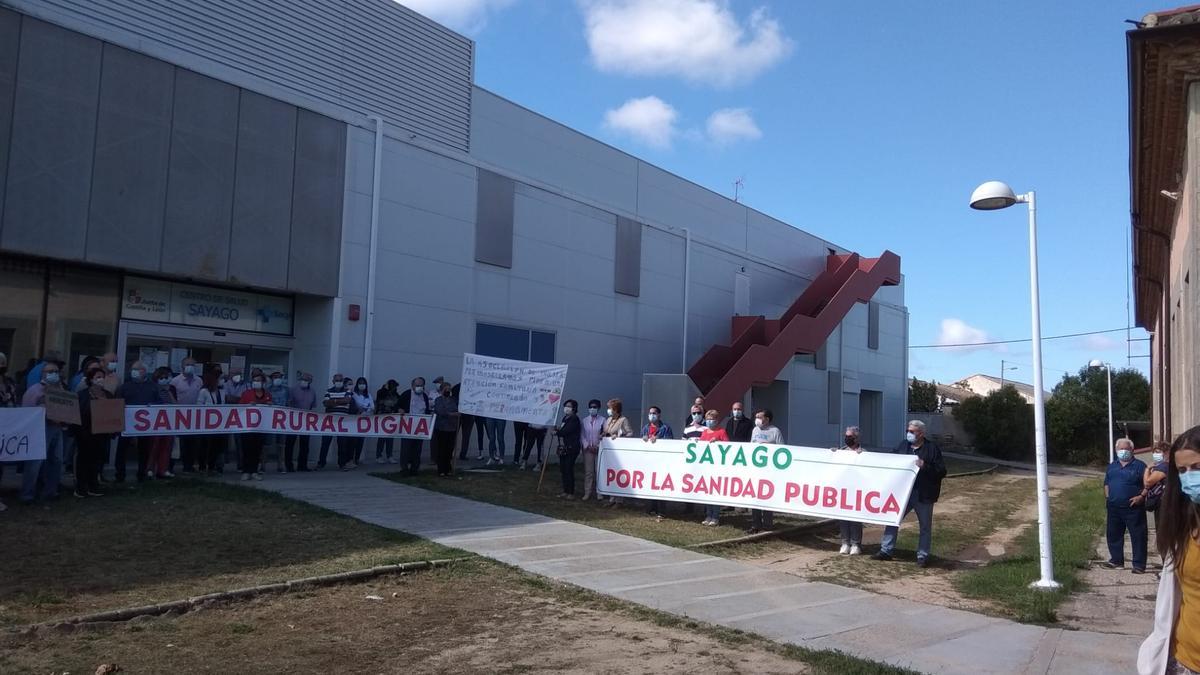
0 408 46 462
597 438 919 526
91 398 126 434
123 405 435 440
457 353 568 425
45 387 81 425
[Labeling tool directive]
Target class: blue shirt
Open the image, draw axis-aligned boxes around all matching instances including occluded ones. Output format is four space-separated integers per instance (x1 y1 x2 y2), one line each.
1105 458 1147 506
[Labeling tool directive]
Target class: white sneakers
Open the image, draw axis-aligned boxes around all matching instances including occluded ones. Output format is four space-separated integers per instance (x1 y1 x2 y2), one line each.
241 473 252 481
839 543 862 555
839 543 851 555
850 544 861 556
254 473 264 481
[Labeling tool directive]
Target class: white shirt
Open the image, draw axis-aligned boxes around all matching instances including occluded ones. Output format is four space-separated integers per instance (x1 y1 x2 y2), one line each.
410 390 428 415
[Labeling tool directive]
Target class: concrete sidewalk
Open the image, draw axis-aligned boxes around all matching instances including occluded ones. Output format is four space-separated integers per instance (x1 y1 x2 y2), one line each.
245 471 1141 675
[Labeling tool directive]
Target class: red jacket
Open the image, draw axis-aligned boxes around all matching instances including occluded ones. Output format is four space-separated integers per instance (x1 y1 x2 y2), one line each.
239 389 273 405
699 427 729 442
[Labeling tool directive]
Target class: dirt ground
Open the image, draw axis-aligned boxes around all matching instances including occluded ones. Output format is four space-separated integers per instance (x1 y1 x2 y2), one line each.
0 563 818 675
729 470 1088 615
1057 520 1162 636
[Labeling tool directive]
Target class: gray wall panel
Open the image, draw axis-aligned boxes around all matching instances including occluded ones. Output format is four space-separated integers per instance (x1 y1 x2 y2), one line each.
161 70 239 281
229 91 297 289
0 8 20 236
475 170 514 268
1 18 101 259
288 109 344 296
614 216 642 297
86 44 174 270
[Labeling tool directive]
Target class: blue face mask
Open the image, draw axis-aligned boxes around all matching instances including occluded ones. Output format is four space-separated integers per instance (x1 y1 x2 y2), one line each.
1180 471 1200 504
44 372 60 385
184 365 196 376
705 420 716 428
1117 450 1133 463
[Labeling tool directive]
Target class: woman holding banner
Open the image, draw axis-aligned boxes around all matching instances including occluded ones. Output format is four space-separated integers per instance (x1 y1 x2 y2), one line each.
147 366 177 480
699 410 729 525
73 366 112 498
601 398 634 508
197 370 225 475
556 400 582 498
237 373 272 481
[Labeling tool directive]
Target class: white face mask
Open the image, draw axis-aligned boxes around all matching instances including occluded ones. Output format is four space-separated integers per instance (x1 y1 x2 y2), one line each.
754 418 764 428
607 408 614 417
414 386 424 394
906 432 917 444
300 380 311 389
1152 452 1164 463
732 409 743 418
647 413 658 422
357 384 367 391
273 378 283 387
232 375 243 384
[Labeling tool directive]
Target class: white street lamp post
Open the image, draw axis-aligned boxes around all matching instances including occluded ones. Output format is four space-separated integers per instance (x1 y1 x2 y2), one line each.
1089 359 1115 463
970 180 1060 590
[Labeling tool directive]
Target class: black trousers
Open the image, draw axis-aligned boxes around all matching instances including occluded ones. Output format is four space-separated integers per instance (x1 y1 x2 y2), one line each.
520 428 546 463
135 436 155 480
318 436 336 467
338 437 362 468
74 434 106 493
751 509 774 530
433 430 456 474
377 437 394 459
285 434 309 471
559 449 579 495
400 438 423 475
1106 504 1148 569
114 435 133 480
181 436 202 472
241 433 264 474
205 435 227 472
459 414 484 458
512 422 528 462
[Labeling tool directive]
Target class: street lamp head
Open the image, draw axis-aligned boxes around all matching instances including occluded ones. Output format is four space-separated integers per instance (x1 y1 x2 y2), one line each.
1088 359 1105 369
970 181 1020 210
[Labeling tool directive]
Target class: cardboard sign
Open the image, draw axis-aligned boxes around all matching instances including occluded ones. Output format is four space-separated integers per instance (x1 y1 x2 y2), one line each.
0 407 46 462
44 387 81 425
90 397 126 434
597 438 920 527
122 405 435 440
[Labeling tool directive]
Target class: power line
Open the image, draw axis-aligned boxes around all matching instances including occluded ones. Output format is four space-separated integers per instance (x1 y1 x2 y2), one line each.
909 327 1132 349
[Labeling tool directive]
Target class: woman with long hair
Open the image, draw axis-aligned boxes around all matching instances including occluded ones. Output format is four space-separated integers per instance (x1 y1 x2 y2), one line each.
196 369 225 475
1139 425 1200 675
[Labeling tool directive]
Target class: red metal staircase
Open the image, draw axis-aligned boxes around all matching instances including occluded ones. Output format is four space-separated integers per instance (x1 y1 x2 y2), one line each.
687 251 901 413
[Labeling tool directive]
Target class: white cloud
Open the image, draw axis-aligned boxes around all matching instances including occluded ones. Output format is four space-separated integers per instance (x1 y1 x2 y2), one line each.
1079 334 1121 352
604 96 679 148
581 0 792 87
706 108 761 144
399 0 514 33
936 318 1004 353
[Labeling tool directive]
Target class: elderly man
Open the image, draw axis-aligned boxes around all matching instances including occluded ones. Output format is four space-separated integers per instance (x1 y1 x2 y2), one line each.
832 426 866 555
875 420 947 567
1101 438 1149 574
171 357 205 472
20 361 66 503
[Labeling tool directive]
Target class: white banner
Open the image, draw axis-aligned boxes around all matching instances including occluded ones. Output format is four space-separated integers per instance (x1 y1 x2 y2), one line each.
597 438 919 526
0 407 47 462
123 405 434 440
458 353 568 425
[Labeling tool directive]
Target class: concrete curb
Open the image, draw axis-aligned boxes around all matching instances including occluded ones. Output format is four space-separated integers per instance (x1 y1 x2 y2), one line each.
14 556 474 634
687 518 837 549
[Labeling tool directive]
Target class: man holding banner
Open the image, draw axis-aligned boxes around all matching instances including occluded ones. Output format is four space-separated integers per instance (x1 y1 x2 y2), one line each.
874 420 947 567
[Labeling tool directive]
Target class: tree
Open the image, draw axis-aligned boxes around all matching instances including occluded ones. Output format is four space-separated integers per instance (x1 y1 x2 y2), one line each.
909 378 939 413
1045 366 1150 465
952 385 1034 461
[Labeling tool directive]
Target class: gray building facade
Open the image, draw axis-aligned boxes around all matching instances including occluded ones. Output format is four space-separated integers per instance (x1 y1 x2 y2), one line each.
0 0 907 449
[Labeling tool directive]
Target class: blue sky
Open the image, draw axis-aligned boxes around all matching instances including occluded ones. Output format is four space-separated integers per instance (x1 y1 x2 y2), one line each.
403 0 1160 389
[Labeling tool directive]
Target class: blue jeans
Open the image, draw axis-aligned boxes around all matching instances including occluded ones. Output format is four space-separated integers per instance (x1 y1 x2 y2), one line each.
22 425 63 502
485 418 506 460
705 504 721 522
839 521 864 545
880 496 935 559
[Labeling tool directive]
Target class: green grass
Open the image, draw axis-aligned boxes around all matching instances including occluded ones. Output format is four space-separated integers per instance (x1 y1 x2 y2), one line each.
377 465 816 549
944 456 999 476
0 478 461 626
954 480 1107 623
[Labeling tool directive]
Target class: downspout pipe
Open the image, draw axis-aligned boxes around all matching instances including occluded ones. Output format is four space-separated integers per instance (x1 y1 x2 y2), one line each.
363 114 385 380
682 227 691 373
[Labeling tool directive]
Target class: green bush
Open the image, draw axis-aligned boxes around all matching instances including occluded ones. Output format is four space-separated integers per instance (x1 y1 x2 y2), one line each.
952 386 1034 461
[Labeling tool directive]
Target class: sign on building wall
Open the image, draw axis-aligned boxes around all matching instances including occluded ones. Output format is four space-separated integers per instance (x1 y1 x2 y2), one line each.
122 277 293 335
597 438 919 526
458 353 568 426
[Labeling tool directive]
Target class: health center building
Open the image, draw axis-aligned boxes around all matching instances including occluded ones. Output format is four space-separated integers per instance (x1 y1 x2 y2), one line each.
0 0 908 449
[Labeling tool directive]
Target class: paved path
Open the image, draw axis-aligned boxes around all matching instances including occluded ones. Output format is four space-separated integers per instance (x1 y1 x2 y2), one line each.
245 471 1142 675
941 451 1104 478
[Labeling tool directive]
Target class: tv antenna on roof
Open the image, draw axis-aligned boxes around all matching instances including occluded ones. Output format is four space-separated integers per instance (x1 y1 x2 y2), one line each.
734 177 745 202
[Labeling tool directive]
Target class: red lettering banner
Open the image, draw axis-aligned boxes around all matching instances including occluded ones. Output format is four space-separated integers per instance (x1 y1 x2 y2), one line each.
122 405 434 440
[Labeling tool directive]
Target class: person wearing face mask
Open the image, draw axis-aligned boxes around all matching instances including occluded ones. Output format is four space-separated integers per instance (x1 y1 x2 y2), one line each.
285 373 317 472
265 371 291 473
580 399 605 500
682 405 706 440
145 367 178 480
432 381 460 477
375 380 401 464
169 357 205 474
1145 441 1171 521
73 366 113 497
745 410 784 534
640 406 674 518
455 379 485 463
875 420 946 567
237 373 273 480
831 426 865 553
196 369 227 475
342 376 374 470
1101 437 1149 574
555 400 583 499
724 402 753 443
699 410 730 526
1138 426 1200 675
601 399 635 508
397 377 431 476
19 361 66 503
318 373 353 471
117 361 161 483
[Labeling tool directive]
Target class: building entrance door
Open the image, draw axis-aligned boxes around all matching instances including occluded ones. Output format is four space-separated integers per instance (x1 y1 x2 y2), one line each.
117 321 293 380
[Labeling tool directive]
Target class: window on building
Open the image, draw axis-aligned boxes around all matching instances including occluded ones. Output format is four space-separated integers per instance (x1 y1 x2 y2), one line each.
868 302 880 350
614 216 642 297
475 170 515 268
44 266 120 373
0 257 46 375
475 323 556 363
